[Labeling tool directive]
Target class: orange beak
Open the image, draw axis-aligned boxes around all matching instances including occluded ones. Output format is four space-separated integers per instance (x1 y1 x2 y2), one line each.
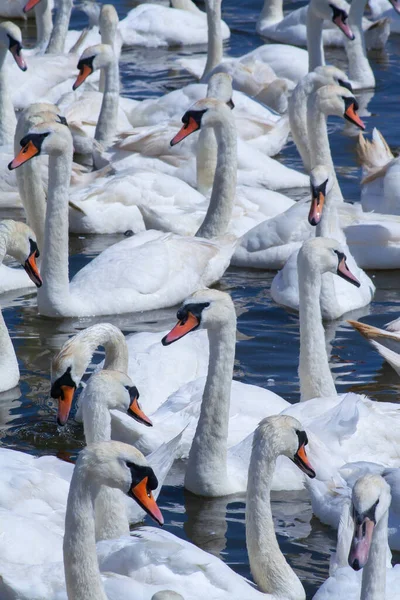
128 395 153 427
161 312 199 346
24 251 42 287
308 191 325 226
345 103 365 130
8 141 39 170
73 64 93 91
23 0 41 12
129 476 164 526
170 117 200 146
57 385 75 426
10 44 27 71
293 443 316 478
337 256 361 287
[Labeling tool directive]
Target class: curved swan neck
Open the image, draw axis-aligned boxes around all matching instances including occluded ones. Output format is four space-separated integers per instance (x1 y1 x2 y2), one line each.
288 73 317 173
99 13 118 93
307 7 325 71
14 114 47 252
64 462 108 600
298 256 337 400
0 229 19 388
246 431 305 599
95 56 120 147
46 0 73 54
345 0 375 89
196 127 218 194
34 0 52 53
307 95 344 202
259 0 284 25
37 137 73 315
0 47 16 146
201 0 223 79
195 112 237 239
185 311 236 495
70 325 129 380
360 510 388 600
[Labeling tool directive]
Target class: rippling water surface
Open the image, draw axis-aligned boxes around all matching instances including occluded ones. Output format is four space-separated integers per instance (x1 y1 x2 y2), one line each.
4 0 400 596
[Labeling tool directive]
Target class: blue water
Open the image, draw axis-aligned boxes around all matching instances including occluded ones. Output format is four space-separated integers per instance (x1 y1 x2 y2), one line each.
4 0 400 597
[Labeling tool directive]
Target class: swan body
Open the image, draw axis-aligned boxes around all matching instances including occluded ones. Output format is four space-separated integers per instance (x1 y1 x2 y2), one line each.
0 420 315 600
118 0 230 48
271 165 375 320
314 474 400 599
257 0 390 49
10 101 238 317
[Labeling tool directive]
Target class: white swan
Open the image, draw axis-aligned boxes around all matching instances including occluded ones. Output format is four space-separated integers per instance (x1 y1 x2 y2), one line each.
256 0 390 49
349 317 400 377
270 165 375 320
314 474 400 599
232 82 365 270
0 420 316 599
369 0 400 33
0 220 42 391
117 0 230 48
357 128 400 215
9 104 236 317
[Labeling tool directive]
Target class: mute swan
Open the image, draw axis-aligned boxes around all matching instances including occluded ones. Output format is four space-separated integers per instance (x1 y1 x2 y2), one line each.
50 322 208 423
349 317 400 377
369 0 400 32
0 419 315 599
9 103 237 316
232 83 365 270
256 0 391 49
314 474 400 599
271 165 375 319
117 0 230 48
0 0 49 17
0 220 42 391
357 128 400 215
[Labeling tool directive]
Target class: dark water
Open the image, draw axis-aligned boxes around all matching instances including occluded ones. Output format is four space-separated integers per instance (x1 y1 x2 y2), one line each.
4 0 400 597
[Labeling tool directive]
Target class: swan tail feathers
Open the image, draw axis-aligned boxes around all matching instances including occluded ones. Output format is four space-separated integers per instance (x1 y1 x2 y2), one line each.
358 128 394 182
146 430 184 496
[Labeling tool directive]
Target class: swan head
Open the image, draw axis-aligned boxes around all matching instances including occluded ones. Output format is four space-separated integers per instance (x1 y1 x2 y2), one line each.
314 66 353 93
308 165 335 226
162 289 234 345
348 474 391 571
170 98 233 146
82 370 153 427
9 121 73 170
77 441 163 525
0 22 27 71
0 220 42 287
207 72 235 108
100 4 119 32
298 238 361 287
311 84 365 130
73 43 114 90
255 415 316 478
50 323 132 427
310 0 354 40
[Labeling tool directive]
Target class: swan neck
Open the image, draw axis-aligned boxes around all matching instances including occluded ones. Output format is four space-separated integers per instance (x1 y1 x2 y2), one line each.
345 7 375 89
196 127 218 194
0 233 19 385
99 19 118 92
185 314 236 494
35 0 52 52
307 8 325 71
195 114 236 239
37 143 73 314
316 191 340 238
259 0 284 25
64 463 108 600
201 0 223 79
95 58 120 146
298 259 337 400
46 0 73 54
246 434 305 599
360 511 388 600
288 75 315 173
0 47 16 146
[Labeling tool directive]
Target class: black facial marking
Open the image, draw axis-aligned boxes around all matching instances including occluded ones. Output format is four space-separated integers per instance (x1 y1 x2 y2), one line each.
126 463 159 517
343 96 359 113
176 302 210 324
7 34 22 56
76 55 94 71
311 178 328 203
51 366 76 399
338 79 353 94
125 385 139 401
226 98 235 110
57 114 68 127
330 4 349 23
295 429 308 451
181 108 208 127
19 132 50 154
29 238 40 259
